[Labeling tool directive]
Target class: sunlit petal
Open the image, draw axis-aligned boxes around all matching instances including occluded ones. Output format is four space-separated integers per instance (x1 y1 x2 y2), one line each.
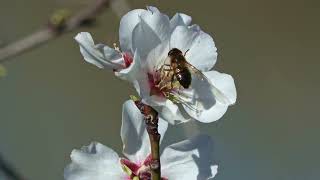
74 32 124 70
64 142 126 180
161 135 218 180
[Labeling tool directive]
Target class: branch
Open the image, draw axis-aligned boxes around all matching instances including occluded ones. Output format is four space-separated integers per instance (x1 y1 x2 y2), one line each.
0 0 111 63
131 96 161 180
0 154 26 180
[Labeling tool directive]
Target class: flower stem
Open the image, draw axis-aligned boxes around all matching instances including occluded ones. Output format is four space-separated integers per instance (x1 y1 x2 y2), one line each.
131 96 161 180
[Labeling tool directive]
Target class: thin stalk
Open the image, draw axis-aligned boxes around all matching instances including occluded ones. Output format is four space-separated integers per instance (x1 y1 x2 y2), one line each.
132 97 161 180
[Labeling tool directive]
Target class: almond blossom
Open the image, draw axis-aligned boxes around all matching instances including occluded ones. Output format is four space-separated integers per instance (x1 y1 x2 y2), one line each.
64 100 218 180
75 6 236 124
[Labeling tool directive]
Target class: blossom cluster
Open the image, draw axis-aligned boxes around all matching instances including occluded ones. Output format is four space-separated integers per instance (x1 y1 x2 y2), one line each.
65 6 236 180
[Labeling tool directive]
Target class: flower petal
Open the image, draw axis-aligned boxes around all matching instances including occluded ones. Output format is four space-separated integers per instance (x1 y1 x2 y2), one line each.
129 41 170 106
170 26 198 55
170 26 217 71
182 70 236 123
185 31 218 72
185 100 228 123
155 100 190 125
145 39 170 72
64 142 126 180
146 6 160 13
204 71 237 105
132 9 171 58
121 100 168 163
161 134 218 180
140 9 171 42
132 20 162 60
74 32 124 70
170 13 192 30
119 9 147 52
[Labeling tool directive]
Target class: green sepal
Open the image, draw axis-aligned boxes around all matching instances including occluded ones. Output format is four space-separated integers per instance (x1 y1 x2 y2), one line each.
129 95 140 102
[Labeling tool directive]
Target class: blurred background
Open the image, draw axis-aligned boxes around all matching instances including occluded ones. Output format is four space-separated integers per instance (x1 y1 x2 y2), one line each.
0 0 319 179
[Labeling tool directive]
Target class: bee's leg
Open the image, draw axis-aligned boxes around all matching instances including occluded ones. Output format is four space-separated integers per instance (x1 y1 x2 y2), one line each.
157 64 170 74
159 72 174 91
155 64 166 86
155 69 169 89
159 76 171 90
170 74 175 89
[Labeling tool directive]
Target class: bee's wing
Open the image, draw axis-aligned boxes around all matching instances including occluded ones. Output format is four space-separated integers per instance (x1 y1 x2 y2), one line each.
185 61 231 105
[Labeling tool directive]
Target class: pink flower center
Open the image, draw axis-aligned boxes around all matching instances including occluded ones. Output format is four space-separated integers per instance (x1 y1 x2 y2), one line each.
120 155 167 180
147 73 166 97
123 52 133 68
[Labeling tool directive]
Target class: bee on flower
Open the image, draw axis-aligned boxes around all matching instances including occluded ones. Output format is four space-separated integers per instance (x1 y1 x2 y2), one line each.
75 6 237 124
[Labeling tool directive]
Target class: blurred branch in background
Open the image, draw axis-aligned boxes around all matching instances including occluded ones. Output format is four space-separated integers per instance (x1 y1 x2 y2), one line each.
0 0 111 63
0 154 25 180
0 65 6 78
0 0 118 179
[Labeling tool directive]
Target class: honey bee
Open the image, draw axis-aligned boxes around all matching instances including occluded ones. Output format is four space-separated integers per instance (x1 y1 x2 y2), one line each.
155 48 230 112
156 48 192 89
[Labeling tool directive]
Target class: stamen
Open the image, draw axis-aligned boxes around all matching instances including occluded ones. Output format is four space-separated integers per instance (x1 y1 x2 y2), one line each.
113 42 121 52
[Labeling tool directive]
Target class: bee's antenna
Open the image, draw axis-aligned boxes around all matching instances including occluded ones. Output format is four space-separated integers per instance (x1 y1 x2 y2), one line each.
184 49 190 56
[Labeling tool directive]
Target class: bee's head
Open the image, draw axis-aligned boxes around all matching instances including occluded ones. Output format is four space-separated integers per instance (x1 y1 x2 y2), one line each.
168 48 183 57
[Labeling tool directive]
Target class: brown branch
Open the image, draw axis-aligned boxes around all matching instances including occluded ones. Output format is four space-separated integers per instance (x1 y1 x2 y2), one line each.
0 0 111 63
131 96 161 180
0 154 26 180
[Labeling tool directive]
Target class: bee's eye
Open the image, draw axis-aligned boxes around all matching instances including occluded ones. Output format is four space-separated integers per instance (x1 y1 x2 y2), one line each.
168 50 174 56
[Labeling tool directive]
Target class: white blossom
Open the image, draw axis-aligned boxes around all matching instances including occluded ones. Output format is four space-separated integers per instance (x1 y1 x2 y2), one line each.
64 100 218 180
75 6 237 124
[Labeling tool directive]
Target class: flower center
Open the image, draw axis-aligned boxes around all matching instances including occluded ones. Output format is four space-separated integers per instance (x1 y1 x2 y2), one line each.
148 73 166 97
113 43 133 69
147 71 182 105
120 157 167 180
123 52 133 68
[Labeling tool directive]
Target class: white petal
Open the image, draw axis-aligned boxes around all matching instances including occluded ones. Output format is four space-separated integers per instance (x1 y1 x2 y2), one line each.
146 6 160 13
144 39 170 75
170 13 192 30
121 100 168 163
74 32 123 70
119 9 147 52
115 50 141 82
131 72 152 103
179 13 192 25
185 31 218 72
182 70 236 123
64 142 126 180
170 26 217 71
132 9 171 58
155 100 191 125
132 20 162 59
204 71 237 105
185 101 228 123
161 135 218 180
170 26 198 54
140 9 171 42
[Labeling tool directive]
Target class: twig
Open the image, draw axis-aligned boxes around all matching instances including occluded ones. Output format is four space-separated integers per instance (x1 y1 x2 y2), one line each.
131 96 161 180
0 154 25 180
0 0 111 63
